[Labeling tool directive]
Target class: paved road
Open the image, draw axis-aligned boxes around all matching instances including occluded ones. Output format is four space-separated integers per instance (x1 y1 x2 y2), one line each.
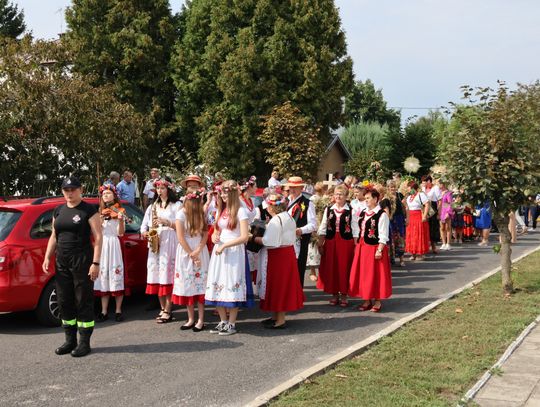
1 234 540 407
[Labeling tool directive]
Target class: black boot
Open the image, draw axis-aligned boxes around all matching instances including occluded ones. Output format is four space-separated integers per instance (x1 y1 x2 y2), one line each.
71 327 93 357
55 325 78 355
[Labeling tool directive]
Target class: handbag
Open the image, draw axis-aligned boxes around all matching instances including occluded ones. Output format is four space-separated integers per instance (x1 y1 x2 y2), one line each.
419 194 436 218
246 219 266 252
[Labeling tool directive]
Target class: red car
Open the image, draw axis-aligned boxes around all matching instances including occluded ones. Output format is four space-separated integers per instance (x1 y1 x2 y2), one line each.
0 196 148 326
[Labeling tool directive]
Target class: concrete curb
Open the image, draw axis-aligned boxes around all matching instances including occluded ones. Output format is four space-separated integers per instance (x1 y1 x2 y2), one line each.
459 313 540 406
246 244 540 407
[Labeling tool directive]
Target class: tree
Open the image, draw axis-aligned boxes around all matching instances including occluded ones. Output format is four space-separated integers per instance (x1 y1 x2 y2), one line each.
344 79 401 131
64 0 177 128
0 0 25 38
0 37 154 196
259 101 323 179
172 0 353 178
388 112 444 174
439 82 540 293
341 121 392 179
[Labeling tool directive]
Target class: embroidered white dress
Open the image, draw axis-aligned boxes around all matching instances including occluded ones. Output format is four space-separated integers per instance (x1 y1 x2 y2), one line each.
145 201 181 295
172 210 210 304
94 218 124 296
205 207 252 306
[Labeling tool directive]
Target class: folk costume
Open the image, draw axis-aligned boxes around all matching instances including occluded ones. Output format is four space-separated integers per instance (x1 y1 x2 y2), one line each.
306 194 324 270
257 211 304 312
142 199 181 296
349 205 392 300
172 209 210 306
405 191 431 255
240 179 259 280
94 208 126 297
205 207 255 308
286 178 318 287
317 203 358 296
425 185 441 244
390 193 406 260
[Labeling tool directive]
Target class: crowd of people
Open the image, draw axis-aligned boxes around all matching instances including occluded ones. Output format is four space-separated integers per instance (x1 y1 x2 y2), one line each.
43 168 538 357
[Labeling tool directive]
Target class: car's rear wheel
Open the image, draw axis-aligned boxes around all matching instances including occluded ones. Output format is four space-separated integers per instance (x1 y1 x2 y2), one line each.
35 280 61 326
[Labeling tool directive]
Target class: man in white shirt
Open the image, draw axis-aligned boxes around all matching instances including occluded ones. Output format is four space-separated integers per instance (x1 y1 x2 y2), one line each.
268 170 281 188
142 168 160 210
285 176 318 287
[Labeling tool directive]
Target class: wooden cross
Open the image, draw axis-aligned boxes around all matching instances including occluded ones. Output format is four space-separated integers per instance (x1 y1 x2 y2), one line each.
323 173 338 188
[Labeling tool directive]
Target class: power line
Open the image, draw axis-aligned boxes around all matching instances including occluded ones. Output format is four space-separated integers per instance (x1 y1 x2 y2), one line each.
389 107 445 110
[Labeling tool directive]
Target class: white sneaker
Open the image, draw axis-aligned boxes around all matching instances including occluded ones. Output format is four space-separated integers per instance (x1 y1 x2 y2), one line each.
209 321 227 334
446 244 452 251
439 244 447 251
528 227 534 232
218 323 237 336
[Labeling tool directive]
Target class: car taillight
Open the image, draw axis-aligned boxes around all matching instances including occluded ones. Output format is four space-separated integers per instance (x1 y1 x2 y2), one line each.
0 246 23 272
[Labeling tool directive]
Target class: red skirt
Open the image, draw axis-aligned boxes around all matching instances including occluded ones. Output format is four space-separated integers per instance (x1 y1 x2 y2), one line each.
317 232 355 295
260 246 304 312
145 283 173 297
172 294 205 306
405 210 430 255
207 225 215 253
349 239 392 299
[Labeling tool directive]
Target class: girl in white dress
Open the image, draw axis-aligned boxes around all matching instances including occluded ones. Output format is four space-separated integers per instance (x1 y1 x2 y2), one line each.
141 177 181 323
173 188 209 332
205 180 252 336
94 185 126 322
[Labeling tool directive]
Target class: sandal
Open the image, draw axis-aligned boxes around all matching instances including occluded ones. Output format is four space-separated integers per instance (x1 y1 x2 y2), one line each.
329 298 339 306
309 273 318 282
156 311 174 324
358 301 372 311
155 309 165 320
339 299 349 308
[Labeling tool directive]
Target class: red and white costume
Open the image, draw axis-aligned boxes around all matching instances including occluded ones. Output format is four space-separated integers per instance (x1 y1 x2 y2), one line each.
316 203 359 295
257 212 304 312
405 192 431 255
94 217 126 297
172 209 210 305
349 205 392 300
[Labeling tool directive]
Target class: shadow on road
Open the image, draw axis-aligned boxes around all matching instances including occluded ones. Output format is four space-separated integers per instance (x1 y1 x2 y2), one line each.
96 339 242 354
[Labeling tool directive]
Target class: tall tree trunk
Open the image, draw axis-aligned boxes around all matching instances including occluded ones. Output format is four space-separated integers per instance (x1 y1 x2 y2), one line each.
496 213 513 294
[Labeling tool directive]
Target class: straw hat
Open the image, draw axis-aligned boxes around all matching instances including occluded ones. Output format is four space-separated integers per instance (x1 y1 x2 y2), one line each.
180 174 204 189
284 176 306 188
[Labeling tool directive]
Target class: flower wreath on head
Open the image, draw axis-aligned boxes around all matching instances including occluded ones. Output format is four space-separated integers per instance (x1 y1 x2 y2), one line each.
154 178 175 190
266 195 285 206
240 175 257 192
185 188 205 200
99 184 117 195
215 184 240 194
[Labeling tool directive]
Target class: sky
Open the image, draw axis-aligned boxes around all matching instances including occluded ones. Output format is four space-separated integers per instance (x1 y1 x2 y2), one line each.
12 0 540 120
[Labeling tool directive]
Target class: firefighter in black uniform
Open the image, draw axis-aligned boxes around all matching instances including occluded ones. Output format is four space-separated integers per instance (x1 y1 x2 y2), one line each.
285 177 318 287
42 176 102 357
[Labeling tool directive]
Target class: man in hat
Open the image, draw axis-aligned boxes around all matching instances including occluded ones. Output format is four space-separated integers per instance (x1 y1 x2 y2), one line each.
285 176 317 287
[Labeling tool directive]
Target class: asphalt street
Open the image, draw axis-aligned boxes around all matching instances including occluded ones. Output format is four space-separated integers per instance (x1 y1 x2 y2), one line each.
1 233 540 407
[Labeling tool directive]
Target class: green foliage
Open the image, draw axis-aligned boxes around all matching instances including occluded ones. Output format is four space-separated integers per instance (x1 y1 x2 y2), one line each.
440 82 540 216
64 0 177 126
344 79 401 131
388 112 444 174
0 0 25 38
0 37 154 196
259 101 324 179
172 0 353 178
341 121 392 179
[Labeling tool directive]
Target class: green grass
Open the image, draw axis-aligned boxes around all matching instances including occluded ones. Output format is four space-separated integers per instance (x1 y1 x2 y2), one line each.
272 250 540 407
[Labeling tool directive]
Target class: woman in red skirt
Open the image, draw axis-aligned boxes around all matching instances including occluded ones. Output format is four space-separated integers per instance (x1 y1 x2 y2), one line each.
253 193 304 329
317 185 358 307
404 181 431 261
349 187 392 312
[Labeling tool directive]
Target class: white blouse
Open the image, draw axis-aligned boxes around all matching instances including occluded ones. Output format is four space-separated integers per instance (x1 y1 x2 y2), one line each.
406 192 429 211
359 205 390 244
140 201 181 233
262 212 297 248
318 203 360 238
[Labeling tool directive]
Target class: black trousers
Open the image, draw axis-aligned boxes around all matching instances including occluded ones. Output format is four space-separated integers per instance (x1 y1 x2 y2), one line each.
297 234 311 288
55 247 94 324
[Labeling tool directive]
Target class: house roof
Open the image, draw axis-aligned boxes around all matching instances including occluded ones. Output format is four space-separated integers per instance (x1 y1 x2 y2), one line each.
326 128 352 159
